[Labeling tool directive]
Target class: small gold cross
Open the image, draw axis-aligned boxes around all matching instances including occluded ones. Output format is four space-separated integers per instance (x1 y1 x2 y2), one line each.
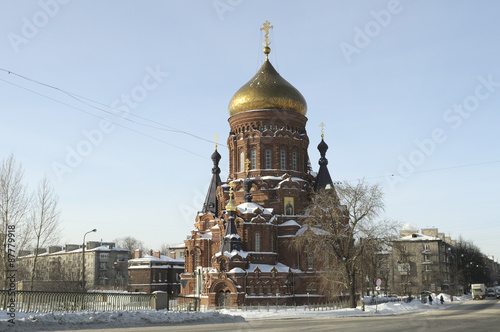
319 122 326 139
245 158 251 175
214 133 219 149
260 20 273 47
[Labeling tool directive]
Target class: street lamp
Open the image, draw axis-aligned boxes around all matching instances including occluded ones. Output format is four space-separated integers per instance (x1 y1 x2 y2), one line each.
82 229 97 291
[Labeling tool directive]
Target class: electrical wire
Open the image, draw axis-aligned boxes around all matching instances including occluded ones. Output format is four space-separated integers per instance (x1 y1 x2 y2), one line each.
0 77 218 162
0 68 226 148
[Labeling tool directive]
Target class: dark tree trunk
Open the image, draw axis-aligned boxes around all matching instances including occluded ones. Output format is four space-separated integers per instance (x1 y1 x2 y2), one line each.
349 270 357 308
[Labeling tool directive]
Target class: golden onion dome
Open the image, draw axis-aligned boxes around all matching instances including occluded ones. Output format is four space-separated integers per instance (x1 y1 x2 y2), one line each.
228 58 307 117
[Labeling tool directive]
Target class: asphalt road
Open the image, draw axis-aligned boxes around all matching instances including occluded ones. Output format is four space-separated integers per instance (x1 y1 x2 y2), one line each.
52 298 500 332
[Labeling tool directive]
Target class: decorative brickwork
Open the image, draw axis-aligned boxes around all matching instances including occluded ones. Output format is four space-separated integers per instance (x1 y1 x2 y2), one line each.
181 51 330 307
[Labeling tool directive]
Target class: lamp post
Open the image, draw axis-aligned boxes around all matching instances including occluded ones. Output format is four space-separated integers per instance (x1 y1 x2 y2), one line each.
82 229 97 291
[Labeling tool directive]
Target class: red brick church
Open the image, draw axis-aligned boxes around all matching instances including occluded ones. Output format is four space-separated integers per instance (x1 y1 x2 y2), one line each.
181 21 336 308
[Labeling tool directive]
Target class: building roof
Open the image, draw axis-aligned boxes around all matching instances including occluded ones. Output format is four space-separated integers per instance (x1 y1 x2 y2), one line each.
128 254 184 264
397 233 443 242
228 58 307 117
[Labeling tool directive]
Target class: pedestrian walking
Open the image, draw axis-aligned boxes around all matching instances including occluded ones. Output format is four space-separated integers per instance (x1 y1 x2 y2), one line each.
428 294 433 305
440 295 444 305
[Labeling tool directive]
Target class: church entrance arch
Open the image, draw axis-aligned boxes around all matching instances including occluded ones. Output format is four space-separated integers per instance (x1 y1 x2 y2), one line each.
218 290 231 308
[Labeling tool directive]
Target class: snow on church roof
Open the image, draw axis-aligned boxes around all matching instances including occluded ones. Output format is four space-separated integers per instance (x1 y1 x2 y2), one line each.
225 233 241 240
248 263 291 273
237 202 272 215
279 220 300 227
296 225 329 236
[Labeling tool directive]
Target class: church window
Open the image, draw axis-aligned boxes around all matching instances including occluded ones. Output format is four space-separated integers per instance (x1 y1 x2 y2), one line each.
250 285 255 295
292 152 297 171
264 124 267 130
280 150 286 170
205 220 210 230
221 259 227 271
258 285 263 295
255 233 261 252
267 284 272 295
307 252 314 269
195 252 199 267
265 150 272 169
250 149 256 169
239 151 245 173
275 285 280 295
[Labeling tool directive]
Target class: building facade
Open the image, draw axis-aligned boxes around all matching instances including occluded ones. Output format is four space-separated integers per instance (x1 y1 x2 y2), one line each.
390 228 455 297
181 22 337 308
17 241 129 291
128 249 184 294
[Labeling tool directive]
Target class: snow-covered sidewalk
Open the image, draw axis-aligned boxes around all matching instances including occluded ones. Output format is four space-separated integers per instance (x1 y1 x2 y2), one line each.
1 293 466 331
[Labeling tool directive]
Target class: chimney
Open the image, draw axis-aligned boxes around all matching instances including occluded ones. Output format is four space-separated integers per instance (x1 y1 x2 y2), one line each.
170 251 176 259
48 246 63 254
421 228 438 237
154 251 161 259
134 249 142 259
148 249 153 256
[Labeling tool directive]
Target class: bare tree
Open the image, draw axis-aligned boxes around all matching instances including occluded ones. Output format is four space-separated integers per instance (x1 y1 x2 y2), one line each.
160 243 170 256
114 236 145 259
0 154 30 290
295 180 397 308
29 176 61 290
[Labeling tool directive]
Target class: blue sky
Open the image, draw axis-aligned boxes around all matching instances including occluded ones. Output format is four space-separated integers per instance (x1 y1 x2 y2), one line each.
1 0 499 260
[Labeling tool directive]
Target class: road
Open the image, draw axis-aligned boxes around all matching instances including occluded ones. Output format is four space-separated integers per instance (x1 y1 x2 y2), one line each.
53 299 500 332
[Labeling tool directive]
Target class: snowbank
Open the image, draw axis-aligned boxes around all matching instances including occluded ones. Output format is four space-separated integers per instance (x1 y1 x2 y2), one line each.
1 294 467 331
3 310 244 331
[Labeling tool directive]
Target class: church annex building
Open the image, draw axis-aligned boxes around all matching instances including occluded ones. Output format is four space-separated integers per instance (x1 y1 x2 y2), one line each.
181 21 336 308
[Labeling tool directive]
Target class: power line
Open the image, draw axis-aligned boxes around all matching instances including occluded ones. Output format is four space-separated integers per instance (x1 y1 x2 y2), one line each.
379 160 500 180
0 68 226 148
0 77 220 162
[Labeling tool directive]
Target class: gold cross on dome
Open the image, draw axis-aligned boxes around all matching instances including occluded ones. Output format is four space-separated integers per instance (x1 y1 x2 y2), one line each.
228 181 234 197
319 122 326 139
214 133 219 149
245 158 251 175
260 20 273 47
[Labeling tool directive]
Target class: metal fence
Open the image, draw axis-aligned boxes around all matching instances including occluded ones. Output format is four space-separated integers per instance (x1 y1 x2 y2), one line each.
0 290 155 312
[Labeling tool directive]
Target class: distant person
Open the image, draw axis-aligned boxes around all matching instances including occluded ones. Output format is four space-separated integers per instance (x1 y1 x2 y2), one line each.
428 294 433 305
440 295 444 305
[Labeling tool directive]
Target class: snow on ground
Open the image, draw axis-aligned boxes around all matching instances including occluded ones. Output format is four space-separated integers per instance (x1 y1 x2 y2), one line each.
1 294 468 331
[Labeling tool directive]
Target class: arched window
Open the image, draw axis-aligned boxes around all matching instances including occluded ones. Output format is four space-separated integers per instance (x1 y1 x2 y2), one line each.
220 259 227 271
280 150 286 170
255 233 261 252
239 151 245 173
265 150 272 169
292 152 297 171
250 149 256 169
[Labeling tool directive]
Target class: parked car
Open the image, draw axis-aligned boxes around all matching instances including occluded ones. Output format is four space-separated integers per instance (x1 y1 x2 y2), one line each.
486 288 495 297
495 288 500 299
